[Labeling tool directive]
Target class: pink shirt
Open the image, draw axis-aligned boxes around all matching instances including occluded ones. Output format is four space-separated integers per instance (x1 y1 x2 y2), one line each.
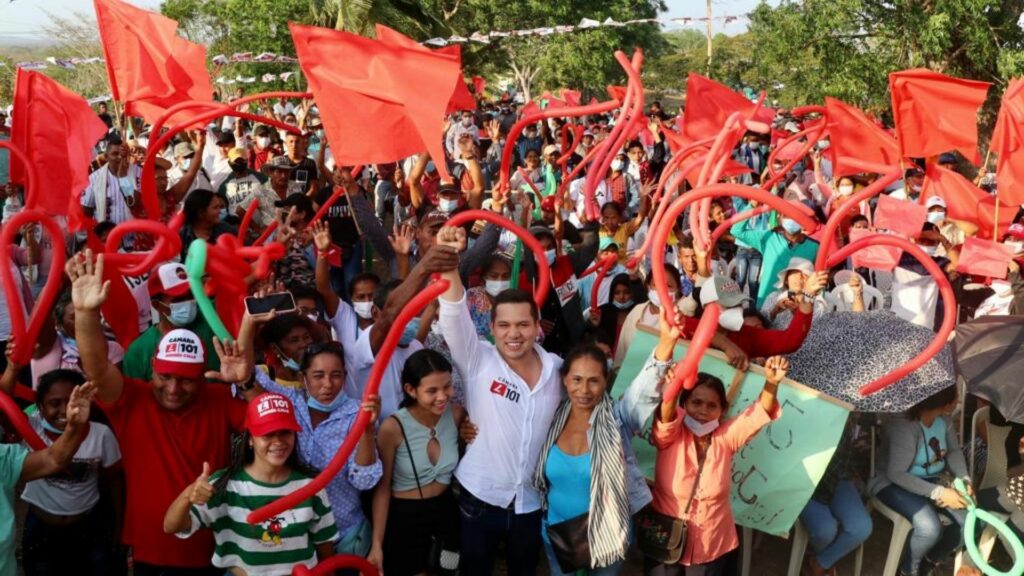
651 403 780 566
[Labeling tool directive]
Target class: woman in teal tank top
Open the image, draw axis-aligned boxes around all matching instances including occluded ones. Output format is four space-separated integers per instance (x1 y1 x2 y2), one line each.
369 349 466 576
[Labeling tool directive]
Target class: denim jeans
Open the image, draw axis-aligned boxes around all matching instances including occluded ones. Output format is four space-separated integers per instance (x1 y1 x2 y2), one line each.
22 505 118 576
543 534 623 575
732 247 762 298
876 483 967 574
799 480 873 569
458 489 543 576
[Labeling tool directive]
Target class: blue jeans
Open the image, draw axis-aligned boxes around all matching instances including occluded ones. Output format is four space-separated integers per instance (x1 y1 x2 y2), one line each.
458 489 543 576
543 533 623 575
876 483 967 574
732 247 762 298
800 480 873 569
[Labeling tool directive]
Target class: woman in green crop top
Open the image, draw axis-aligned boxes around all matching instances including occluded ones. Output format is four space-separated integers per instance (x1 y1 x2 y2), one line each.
369 349 467 575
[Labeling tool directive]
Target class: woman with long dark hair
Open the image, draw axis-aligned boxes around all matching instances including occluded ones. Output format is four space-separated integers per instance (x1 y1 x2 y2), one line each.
163 392 338 575
368 349 467 575
178 188 237 259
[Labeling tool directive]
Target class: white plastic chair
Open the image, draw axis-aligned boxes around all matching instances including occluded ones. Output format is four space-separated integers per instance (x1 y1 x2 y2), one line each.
786 520 865 576
861 424 913 576
828 283 884 312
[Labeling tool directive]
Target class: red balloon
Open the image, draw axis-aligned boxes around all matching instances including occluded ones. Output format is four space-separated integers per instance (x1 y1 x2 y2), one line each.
104 218 182 277
664 303 722 401
291 555 377 576
0 390 44 450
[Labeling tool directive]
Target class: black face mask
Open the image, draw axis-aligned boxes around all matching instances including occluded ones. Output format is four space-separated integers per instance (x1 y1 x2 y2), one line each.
231 162 247 174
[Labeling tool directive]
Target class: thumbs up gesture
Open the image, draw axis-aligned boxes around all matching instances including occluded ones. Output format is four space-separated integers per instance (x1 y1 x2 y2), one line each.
189 462 215 505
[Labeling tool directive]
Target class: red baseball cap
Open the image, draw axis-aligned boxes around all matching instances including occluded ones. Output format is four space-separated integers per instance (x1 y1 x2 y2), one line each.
152 329 206 379
148 262 191 298
246 393 302 437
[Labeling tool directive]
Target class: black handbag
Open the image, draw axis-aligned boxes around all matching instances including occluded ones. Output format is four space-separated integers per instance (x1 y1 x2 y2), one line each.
635 453 706 564
546 512 591 573
393 416 460 574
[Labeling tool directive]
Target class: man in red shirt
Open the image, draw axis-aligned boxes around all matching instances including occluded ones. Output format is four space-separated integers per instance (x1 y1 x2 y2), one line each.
69 250 254 575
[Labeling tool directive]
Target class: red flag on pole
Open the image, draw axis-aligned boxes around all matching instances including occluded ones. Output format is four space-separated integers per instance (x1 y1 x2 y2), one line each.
472 76 487 96
921 164 1015 239
956 236 1014 279
824 97 901 177
681 73 774 142
292 23 461 180
373 25 475 114
10 69 108 225
93 0 212 125
989 78 1024 206
889 68 991 164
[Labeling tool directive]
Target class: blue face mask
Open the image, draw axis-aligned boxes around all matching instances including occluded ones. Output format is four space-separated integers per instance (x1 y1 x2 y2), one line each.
400 318 421 347
546 249 557 266
781 218 802 235
613 299 634 310
307 393 346 413
275 346 301 371
218 208 228 221
40 418 64 435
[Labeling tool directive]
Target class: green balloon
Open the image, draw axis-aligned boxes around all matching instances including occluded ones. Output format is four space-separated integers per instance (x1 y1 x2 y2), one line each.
955 478 1024 576
184 239 232 343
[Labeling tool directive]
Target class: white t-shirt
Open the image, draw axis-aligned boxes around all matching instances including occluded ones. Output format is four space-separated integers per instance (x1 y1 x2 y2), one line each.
349 328 422 420
567 177 608 229
21 414 121 516
273 101 297 118
123 272 153 332
328 301 368 400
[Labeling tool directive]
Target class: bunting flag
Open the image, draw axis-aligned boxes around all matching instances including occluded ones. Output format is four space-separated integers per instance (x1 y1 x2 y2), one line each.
93 0 213 125
374 24 476 113
291 23 460 179
681 73 775 143
989 78 1024 206
921 164 1016 239
889 69 991 165
824 97 902 177
10 69 108 227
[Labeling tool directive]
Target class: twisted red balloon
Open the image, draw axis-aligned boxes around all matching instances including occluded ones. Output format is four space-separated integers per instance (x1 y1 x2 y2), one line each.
103 218 183 277
0 210 68 365
443 209 551 309
580 253 619 312
824 234 955 396
664 302 722 401
292 555 377 576
0 391 44 450
247 279 450 524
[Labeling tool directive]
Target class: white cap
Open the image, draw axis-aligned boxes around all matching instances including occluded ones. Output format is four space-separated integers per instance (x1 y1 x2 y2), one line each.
153 329 206 378
925 196 947 210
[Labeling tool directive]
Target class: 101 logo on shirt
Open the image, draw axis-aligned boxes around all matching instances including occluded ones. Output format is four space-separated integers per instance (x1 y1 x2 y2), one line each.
489 379 520 404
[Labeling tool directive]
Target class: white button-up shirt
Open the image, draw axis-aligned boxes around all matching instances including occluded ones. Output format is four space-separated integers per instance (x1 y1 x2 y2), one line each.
439 293 563 514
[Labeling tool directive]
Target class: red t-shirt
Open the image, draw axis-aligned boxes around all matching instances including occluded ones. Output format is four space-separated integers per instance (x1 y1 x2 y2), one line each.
98 378 246 567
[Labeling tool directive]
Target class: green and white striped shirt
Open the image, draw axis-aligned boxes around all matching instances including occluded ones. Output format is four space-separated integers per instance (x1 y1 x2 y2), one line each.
179 468 339 575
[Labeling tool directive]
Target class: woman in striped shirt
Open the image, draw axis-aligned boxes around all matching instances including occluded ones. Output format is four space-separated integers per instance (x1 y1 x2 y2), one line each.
163 392 339 575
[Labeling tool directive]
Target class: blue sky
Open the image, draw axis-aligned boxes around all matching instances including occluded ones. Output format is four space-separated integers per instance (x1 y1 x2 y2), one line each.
0 0 773 41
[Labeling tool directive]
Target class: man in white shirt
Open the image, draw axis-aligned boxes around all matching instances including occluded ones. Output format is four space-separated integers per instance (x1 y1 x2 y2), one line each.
445 111 480 156
81 137 137 226
435 224 563 576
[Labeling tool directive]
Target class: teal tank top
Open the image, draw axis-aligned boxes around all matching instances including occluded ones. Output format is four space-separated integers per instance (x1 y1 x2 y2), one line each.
391 408 458 493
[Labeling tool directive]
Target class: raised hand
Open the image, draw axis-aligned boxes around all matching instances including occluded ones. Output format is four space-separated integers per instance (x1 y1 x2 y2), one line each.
189 462 215 506
205 337 252 384
435 225 467 253
763 356 789 385
66 250 111 311
312 220 332 252
65 381 97 432
803 271 828 297
388 222 415 256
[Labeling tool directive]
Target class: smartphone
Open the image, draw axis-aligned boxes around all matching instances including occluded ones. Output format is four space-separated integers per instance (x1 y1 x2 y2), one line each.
244 292 297 316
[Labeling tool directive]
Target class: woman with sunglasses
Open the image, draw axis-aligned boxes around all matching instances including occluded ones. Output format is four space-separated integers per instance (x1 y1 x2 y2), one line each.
242 312 383 559
868 386 980 576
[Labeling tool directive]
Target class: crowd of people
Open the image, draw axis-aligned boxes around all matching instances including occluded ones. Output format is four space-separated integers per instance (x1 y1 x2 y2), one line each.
0 85 1023 576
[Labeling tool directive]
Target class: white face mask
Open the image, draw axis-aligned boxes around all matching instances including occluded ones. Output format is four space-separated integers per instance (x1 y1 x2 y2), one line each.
137 136 149 149
610 159 624 172
647 289 661 308
485 279 511 297
920 244 938 256
838 185 854 196
461 117 473 127
684 414 720 437
353 301 374 320
926 211 945 225
181 158 191 171
256 136 270 149
439 198 459 214
718 306 745 332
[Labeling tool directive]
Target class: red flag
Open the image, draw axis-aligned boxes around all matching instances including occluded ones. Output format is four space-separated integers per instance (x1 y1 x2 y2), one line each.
93 0 212 125
561 89 581 107
824 97 901 177
989 78 1024 206
10 69 108 223
921 164 1015 238
889 68 990 164
873 194 927 238
849 228 903 271
472 76 487 96
373 25 475 114
956 236 1014 279
292 23 460 179
681 73 774 143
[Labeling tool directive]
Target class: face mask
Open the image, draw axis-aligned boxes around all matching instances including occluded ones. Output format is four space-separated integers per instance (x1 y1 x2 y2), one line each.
647 289 661 308
718 306 745 332
306 313 319 323
316 129 325 139
610 159 624 172
166 300 197 327
545 249 557 266
684 414 720 437
439 198 460 214
920 244 938 256
911 183 923 193
181 158 192 171
278 129 288 141
927 211 945 225
400 318 420 346
613 299 634 310
137 136 149 149
280 355 301 372
218 208 228 221
462 117 473 127
256 136 269 148
118 175 136 193
307 392 346 413
816 140 830 150
353 301 374 320
485 279 511 297
781 218 802 235
838 185 854 196
760 144 770 154
41 419 64 435
59 330 78 353
426 161 436 173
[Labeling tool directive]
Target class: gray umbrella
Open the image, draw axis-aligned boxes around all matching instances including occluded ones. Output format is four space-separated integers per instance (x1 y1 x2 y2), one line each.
955 315 1024 424
786 311 955 412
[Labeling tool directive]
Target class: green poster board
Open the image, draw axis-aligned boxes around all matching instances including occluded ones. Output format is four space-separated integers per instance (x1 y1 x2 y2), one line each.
611 325 853 536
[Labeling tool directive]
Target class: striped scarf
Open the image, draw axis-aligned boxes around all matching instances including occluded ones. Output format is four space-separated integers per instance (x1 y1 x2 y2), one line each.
533 394 630 569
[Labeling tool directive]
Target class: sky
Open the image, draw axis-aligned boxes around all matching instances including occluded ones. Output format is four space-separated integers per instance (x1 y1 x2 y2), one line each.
0 0 771 42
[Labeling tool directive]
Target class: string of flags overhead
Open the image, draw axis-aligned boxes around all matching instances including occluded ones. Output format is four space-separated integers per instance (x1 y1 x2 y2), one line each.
2 12 753 72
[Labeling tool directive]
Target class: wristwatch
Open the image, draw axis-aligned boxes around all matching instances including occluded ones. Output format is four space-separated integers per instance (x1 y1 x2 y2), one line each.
236 372 257 392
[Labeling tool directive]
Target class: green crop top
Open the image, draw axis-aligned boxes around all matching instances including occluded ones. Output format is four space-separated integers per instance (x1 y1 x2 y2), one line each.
391 408 458 493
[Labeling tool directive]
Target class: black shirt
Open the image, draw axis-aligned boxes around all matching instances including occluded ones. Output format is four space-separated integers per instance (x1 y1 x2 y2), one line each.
288 157 319 195
315 184 360 246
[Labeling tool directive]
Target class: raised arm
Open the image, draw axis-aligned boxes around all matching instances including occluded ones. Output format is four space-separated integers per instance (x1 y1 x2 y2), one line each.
68 251 123 404
311 220 340 318
409 154 429 210
21 382 95 482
